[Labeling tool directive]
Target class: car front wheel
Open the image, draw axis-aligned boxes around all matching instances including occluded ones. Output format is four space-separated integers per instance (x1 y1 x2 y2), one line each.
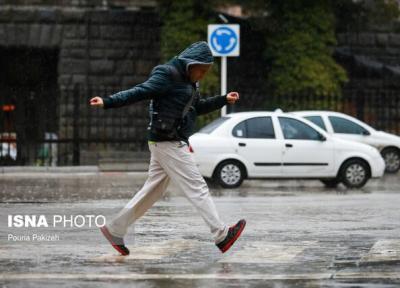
381 147 400 173
214 160 245 188
340 159 370 189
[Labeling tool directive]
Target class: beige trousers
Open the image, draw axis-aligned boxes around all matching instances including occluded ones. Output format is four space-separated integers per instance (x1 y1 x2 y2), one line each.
106 141 229 244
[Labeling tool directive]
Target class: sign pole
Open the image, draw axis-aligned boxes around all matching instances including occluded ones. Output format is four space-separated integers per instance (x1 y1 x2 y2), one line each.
208 24 239 117
221 56 227 116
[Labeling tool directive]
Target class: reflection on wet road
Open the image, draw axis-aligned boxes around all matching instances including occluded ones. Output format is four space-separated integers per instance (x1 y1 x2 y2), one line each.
0 173 399 287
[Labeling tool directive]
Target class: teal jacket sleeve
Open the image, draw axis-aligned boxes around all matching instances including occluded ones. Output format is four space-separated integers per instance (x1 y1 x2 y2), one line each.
194 95 228 115
102 65 171 109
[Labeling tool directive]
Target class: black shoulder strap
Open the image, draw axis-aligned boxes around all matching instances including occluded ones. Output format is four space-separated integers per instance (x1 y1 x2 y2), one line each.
182 82 199 118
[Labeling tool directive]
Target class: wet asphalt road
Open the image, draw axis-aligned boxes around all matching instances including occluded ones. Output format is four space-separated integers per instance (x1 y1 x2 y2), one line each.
0 173 399 287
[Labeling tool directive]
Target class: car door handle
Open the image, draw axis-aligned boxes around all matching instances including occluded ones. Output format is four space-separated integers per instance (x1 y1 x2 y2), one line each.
238 142 246 147
285 143 293 148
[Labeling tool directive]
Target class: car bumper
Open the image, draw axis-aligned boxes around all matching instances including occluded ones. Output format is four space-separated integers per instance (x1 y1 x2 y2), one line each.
192 156 215 178
371 156 385 178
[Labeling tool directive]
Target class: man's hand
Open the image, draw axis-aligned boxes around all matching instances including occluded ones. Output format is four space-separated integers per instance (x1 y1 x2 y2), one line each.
227 92 239 104
89 96 104 108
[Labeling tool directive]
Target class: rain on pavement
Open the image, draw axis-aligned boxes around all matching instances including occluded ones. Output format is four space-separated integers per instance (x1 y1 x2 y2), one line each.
0 172 399 287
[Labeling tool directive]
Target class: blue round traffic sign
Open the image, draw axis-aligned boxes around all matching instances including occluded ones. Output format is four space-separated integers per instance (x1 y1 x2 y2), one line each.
210 27 238 55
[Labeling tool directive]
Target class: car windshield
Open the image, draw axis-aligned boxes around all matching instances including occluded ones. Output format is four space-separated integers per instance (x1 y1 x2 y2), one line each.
304 116 327 131
346 116 376 131
329 116 372 134
198 117 229 134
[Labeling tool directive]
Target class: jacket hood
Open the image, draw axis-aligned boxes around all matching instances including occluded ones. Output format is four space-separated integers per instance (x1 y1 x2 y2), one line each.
176 41 214 73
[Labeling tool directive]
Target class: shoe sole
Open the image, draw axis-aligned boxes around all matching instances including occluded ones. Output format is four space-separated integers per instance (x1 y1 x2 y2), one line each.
100 226 129 256
220 220 246 253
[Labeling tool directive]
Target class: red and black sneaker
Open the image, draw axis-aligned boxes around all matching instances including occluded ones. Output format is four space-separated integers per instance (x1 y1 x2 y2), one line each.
216 219 246 253
100 225 130 256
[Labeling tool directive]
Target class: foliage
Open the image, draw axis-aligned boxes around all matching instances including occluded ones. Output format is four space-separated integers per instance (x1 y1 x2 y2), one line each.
157 0 400 116
158 0 221 128
224 0 399 98
263 1 348 97
158 0 219 95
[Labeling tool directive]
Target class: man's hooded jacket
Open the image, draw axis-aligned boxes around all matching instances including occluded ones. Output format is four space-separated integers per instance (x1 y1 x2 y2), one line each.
102 41 228 143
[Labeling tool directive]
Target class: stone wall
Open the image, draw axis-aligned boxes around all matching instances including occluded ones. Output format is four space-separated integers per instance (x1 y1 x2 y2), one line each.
334 27 400 130
335 27 400 102
0 6 161 164
337 27 400 67
0 0 156 8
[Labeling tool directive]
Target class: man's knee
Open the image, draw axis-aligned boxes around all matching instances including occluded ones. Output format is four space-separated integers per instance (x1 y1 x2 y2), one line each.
186 181 209 200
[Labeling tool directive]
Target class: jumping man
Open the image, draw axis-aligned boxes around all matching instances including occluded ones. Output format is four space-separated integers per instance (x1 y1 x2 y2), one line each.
90 41 246 255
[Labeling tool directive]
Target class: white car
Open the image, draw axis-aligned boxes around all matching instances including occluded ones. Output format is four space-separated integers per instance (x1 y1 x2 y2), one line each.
293 111 400 173
189 111 385 189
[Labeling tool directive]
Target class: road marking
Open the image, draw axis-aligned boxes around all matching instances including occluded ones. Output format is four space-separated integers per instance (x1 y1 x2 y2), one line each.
1 272 399 281
334 271 400 280
361 239 400 263
0 273 335 281
90 239 201 262
219 241 317 263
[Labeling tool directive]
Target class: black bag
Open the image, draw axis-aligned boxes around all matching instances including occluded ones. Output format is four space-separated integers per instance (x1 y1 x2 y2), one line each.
148 64 198 140
149 110 180 139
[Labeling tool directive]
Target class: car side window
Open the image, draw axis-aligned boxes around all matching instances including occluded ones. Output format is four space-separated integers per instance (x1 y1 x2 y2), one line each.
304 116 327 131
329 116 368 135
232 117 275 139
232 121 246 138
279 117 321 140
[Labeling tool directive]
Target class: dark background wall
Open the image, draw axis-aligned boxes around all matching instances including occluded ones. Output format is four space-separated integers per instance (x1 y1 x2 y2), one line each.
335 28 400 130
226 18 267 112
0 0 156 7
0 5 160 165
337 29 400 67
0 2 399 165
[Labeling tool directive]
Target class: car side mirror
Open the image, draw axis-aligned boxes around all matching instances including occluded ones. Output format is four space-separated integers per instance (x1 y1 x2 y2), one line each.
362 130 371 136
318 134 327 141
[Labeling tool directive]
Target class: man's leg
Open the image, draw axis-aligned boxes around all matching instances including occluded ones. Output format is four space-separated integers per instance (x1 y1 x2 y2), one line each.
106 146 170 238
151 141 229 244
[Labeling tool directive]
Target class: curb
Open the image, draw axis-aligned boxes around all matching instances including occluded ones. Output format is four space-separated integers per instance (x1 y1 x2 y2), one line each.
0 166 100 174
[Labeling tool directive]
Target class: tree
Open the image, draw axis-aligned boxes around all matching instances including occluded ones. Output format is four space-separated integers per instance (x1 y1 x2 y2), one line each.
239 0 399 96
158 0 219 95
157 0 399 110
158 0 220 128
263 1 348 96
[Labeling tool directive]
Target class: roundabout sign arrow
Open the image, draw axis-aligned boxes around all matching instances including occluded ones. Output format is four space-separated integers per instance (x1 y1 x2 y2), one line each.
208 24 240 57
